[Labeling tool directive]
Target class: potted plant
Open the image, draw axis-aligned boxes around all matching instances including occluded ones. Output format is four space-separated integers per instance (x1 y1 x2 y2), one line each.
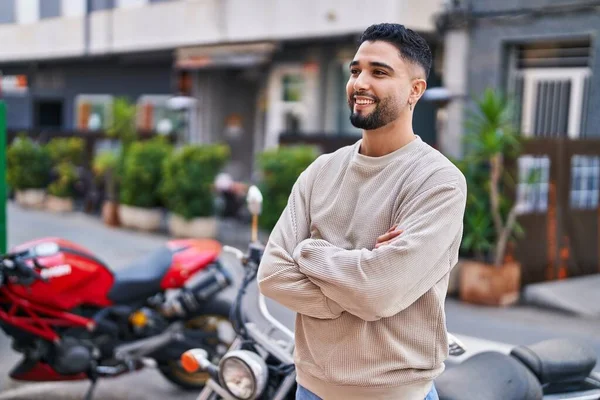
7 135 52 208
45 137 86 212
457 88 523 306
119 137 171 232
46 163 79 212
257 145 318 230
161 144 230 238
92 151 120 226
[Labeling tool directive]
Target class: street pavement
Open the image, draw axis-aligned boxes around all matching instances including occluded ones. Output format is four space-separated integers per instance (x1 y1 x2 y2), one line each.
2 202 600 399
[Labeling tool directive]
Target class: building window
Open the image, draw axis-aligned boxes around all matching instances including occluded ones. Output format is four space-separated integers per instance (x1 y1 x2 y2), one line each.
136 95 179 135
508 38 592 138
89 0 115 12
570 155 600 210
0 0 16 24
39 0 61 19
75 95 113 131
515 155 550 214
337 61 360 135
281 74 304 102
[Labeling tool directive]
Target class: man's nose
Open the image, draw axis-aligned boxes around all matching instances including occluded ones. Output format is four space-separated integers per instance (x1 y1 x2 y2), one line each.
353 73 370 92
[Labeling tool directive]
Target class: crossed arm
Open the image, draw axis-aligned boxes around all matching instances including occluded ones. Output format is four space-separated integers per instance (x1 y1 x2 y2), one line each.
257 171 466 321
257 169 344 319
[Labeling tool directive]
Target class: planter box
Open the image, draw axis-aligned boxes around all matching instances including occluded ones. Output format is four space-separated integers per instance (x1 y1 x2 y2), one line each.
45 195 74 212
102 201 120 227
459 260 521 306
447 259 464 296
15 189 46 209
119 204 162 232
168 213 218 239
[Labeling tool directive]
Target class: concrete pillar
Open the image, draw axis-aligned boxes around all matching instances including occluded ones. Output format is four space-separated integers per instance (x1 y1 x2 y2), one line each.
440 29 469 159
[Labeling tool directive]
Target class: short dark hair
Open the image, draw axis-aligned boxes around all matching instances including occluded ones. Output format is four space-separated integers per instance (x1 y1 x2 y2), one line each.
358 23 432 79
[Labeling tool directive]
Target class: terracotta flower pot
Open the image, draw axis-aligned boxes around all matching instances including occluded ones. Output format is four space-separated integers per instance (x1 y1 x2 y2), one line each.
459 260 521 306
102 201 120 227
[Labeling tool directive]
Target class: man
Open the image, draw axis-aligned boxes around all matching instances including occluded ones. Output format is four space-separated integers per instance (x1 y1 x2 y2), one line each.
257 23 467 400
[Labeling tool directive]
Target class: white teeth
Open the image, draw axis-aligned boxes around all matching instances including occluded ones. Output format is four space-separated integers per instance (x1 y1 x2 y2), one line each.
355 99 375 105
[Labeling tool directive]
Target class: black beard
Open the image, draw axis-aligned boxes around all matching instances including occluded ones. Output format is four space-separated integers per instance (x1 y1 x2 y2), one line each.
348 97 398 130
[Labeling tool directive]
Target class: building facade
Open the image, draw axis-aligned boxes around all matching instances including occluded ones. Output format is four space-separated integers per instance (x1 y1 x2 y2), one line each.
0 0 446 180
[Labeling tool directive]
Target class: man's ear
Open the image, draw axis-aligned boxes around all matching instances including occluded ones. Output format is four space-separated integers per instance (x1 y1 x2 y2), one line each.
409 78 427 106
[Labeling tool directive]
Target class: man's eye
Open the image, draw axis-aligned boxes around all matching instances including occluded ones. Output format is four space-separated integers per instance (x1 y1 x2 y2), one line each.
350 69 359 75
374 70 386 76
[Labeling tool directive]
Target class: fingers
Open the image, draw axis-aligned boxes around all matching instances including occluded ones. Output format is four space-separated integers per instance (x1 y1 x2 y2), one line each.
375 228 403 245
375 232 403 248
375 238 398 249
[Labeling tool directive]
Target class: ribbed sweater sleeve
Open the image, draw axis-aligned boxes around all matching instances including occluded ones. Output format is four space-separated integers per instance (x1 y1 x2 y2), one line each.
293 182 466 322
257 163 343 320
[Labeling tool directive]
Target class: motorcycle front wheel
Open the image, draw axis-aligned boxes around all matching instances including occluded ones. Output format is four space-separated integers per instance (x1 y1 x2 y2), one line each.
158 297 234 391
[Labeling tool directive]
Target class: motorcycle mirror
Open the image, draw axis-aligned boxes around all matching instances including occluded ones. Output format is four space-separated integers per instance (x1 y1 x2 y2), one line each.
246 186 263 216
247 186 263 243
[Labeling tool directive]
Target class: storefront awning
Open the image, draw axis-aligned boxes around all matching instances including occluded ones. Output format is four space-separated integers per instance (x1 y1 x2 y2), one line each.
175 42 277 70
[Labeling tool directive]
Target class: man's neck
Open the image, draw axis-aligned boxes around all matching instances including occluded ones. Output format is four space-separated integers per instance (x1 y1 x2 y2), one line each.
359 118 416 157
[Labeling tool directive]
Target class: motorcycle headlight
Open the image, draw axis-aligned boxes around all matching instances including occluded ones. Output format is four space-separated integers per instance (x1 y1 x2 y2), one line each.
219 350 268 400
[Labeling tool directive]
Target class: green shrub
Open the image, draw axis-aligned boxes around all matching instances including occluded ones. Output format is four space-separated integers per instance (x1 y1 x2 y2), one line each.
257 145 318 230
46 137 86 165
92 151 119 180
7 135 52 190
161 144 230 219
47 163 78 198
44 137 86 199
458 88 523 266
107 97 137 147
120 138 172 208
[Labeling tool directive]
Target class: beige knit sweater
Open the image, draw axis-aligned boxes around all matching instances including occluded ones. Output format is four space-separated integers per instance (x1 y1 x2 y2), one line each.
257 136 467 400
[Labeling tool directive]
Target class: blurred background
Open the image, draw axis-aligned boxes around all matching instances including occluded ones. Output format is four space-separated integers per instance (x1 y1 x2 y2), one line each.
1 0 600 399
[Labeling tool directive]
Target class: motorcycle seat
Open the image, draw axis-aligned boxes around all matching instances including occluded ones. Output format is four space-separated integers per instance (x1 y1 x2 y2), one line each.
108 246 175 304
435 351 543 400
510 339 596 385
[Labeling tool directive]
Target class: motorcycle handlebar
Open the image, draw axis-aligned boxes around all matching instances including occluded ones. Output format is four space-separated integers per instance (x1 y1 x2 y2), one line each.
222 245 244 261
0 256 47 285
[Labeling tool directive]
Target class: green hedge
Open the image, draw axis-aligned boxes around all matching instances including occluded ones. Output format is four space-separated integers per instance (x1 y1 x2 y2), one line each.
45 137 86 198
47 163 78 198
161 144 230 219
7 135 52 190
46 137 86 165
257 145 318 230
120 138 172 208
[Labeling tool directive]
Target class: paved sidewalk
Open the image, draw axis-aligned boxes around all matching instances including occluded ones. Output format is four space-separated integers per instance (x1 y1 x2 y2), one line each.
2 202 600 399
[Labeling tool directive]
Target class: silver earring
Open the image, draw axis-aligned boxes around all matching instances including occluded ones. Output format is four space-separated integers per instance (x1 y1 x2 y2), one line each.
409 102 413 111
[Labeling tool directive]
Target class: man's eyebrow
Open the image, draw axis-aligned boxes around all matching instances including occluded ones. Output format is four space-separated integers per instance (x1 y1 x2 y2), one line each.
349 60 395 72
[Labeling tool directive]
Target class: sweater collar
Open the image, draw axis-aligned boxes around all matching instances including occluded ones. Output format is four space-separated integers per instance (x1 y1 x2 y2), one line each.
351 135 423 168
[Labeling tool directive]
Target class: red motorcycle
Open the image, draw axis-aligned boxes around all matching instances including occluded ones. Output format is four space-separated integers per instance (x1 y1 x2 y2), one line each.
0 236 235 399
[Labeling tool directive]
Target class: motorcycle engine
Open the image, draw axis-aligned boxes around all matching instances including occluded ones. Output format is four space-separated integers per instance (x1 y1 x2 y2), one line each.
52 337 94 375
129 307 168 338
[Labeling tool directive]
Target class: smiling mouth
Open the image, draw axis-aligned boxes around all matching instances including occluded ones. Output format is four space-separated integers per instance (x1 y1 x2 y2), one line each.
353 95 377 107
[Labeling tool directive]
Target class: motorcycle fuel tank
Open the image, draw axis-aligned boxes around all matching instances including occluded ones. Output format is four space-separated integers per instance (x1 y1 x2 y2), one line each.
9 238 114 310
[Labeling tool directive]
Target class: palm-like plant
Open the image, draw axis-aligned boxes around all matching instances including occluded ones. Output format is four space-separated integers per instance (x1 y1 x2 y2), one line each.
463 88 522 267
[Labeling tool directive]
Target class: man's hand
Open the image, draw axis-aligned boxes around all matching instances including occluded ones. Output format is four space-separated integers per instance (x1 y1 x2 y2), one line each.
374 225 403 249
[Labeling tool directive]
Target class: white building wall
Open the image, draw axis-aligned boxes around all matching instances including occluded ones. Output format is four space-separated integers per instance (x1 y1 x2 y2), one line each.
16 0 39 24
116 0 148 9
0 0 444 61
61 0 86 17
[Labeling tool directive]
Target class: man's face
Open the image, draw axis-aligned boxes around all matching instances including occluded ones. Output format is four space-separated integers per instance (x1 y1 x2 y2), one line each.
346 40 416 130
